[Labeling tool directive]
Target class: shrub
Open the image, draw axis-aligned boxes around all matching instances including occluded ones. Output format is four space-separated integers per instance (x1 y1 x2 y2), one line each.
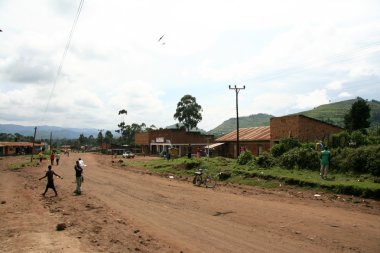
350 130 368 147
271 138 301 157
271 143 285 157
365 146 380 176
330 145 380 176
256 152 276 168
237 151 253 165
280 147 319 170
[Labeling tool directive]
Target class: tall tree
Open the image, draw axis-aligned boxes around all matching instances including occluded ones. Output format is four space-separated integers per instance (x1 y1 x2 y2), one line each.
344 98 371 132
173 94 203 131
97 131 104 146
104 130 113 144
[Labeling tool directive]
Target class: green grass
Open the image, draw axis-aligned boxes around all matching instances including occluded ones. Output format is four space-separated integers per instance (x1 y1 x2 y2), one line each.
123 156 380 199
9 160 40 170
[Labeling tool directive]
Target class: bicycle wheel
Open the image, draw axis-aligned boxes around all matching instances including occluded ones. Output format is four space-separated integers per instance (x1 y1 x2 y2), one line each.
205 176 216 188
194 175 202 186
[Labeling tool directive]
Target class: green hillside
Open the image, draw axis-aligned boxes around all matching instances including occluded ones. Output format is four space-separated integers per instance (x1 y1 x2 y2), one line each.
298 98 380 128
207 113 273 137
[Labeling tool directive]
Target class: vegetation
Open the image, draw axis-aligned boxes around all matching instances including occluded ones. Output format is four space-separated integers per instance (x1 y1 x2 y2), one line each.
344 98 371 132
173 95 203 132
300 98 380 128
123 154 380 199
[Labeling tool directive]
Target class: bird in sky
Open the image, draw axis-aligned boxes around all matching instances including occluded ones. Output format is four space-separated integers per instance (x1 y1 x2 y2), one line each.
158 34 164 42
0 29 3 32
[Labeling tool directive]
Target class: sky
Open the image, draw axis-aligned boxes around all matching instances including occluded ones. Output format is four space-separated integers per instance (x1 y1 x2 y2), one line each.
1 0 380 133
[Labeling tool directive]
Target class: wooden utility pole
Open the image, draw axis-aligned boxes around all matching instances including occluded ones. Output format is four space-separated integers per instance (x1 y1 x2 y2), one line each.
229 85 245 157
30 127 37 162
50 132 52 154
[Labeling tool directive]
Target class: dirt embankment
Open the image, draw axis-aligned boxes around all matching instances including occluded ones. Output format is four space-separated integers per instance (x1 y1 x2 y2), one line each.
1 154 379 253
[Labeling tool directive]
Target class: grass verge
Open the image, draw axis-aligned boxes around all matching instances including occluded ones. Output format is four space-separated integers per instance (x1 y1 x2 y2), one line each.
124 156 380 199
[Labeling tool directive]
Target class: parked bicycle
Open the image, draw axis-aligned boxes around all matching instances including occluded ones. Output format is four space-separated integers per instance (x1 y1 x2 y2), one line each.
192 168 216 188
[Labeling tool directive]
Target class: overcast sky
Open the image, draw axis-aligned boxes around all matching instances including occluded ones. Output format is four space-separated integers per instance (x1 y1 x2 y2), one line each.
1 0 380 132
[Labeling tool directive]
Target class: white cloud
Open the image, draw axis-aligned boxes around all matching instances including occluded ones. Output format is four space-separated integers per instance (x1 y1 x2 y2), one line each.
326 81 343 91
0 0 380 132
295 89 330 110
338 92 353 98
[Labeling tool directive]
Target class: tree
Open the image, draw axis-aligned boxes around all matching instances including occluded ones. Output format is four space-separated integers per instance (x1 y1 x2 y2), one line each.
344 98 371 132
104 130 113 144
173 94 203 132
97 131 104 146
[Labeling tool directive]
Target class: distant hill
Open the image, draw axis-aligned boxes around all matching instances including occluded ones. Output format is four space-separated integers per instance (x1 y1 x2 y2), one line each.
207 113 273 137
0 124 116 140
298 98 380 128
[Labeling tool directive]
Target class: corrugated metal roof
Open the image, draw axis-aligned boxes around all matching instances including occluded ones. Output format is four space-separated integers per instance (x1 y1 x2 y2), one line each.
0 142 44 147
216 126 270 142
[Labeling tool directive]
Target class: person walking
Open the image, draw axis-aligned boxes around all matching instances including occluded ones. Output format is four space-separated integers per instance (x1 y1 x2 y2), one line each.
74 160 83 195
39 165 62 196
55 153 60 165
320 146 331 179
50 152 55 166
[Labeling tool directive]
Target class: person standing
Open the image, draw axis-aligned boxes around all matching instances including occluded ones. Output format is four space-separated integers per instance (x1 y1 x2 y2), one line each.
55 153 60 165
38 152 43 163
78 158 86 168
187 144 192 159
74 160 83 195
39 165 62 196
320 146 331 179
50 152 55 166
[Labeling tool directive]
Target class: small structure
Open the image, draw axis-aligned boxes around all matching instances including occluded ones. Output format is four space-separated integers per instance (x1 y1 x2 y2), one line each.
0 142 44 156
216 126 270 158
135 129 214 157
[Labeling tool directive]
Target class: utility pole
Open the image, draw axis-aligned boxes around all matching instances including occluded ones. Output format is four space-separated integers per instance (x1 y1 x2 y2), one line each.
30 127 37 162
229 85 245 157
50 132 52 154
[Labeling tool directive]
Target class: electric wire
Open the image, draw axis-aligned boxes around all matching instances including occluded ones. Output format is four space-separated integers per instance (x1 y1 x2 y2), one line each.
41 0 84 121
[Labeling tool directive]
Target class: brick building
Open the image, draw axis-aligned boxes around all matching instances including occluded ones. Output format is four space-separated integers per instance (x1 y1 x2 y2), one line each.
270 115 344 144
216 115 344 158
135 129 214 156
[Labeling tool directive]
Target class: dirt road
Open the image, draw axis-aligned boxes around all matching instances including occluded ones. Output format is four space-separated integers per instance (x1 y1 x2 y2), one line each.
1 153 380 253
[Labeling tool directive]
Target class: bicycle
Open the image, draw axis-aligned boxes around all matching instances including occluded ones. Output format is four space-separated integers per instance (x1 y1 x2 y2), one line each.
192 168 216 188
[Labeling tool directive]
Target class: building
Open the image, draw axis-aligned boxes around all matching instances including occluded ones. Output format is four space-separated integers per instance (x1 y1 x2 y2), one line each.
0 142 44 156
135 129 214 156
216 126 270 157
216 115 344 158
270 114 344 144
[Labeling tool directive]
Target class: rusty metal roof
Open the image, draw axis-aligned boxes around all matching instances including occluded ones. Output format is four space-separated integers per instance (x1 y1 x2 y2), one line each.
216 126 270 142
0 142 44 147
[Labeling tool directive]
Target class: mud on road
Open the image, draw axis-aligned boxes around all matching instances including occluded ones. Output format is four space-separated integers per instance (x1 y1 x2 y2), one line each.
1 153 380 253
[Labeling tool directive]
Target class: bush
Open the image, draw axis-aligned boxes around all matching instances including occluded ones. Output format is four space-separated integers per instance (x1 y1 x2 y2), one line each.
237 151 253 165
271 143 285 157
350 130 368 147
330 145 380 176
271 138 301 157
366 146 380 176
256 152 276 168
280 147 319 170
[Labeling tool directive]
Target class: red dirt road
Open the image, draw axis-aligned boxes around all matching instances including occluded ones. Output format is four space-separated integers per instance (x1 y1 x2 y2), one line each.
1 153 380 252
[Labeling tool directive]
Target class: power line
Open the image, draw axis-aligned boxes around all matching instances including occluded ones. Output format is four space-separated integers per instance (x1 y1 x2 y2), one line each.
41 0 84 119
